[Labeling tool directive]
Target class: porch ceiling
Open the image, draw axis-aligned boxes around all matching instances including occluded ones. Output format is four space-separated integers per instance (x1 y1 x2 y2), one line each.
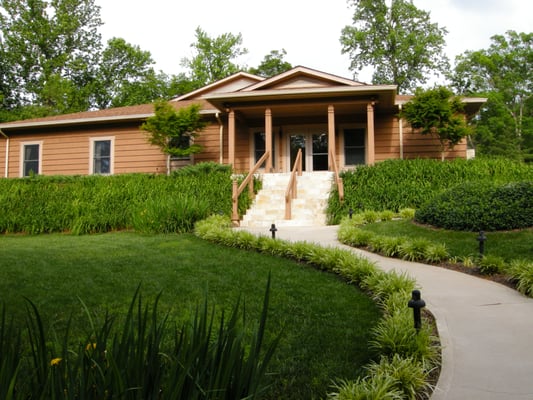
204 85 398 120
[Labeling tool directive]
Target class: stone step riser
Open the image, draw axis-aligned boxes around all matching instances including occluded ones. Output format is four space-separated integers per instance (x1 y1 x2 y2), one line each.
240 172 334 227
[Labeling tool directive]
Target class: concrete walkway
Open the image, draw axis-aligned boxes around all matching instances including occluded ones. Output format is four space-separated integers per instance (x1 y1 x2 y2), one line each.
237 225 533 400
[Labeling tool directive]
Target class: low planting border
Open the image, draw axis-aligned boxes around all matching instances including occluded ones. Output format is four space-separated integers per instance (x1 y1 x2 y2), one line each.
337 210 533 298
194 215 440 399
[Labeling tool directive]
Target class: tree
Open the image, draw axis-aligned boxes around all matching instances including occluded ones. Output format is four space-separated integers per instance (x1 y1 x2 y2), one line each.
340 0 449 93
451 31 533 161
181 27 248 89
400 86 471 160
94 37 163 109
141 101 207 174
249 49 292 77
0 0 103 114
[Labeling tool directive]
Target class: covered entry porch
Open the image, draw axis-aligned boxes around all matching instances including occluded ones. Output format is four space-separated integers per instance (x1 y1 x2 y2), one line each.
205 84 398 174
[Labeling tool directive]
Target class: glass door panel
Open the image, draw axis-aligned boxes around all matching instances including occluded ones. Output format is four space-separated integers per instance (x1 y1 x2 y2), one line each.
290 135 306 171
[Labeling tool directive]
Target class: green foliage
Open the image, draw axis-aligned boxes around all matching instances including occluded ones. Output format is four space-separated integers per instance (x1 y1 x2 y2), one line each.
93 37 162 109
415 181 533 231
328 376 404 400
369 310 440 368
180 27 248 88
451 31 533 161
196 216 439 400
0 283 278 399
507 259 533 297
248 49 292 78
401 86 471 158
340 0 449 93
0 165 253 234
365 355 433 400
142 101 207 157
327 158 533 224
0 0 103 114
477 255 506 275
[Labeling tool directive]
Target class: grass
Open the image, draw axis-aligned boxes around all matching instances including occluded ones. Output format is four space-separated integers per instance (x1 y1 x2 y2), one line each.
0 232 381 399
358 220 533 261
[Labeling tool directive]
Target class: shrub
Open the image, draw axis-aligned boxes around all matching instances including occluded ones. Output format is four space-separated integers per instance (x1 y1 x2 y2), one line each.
415 181 533 231
369 310 440 368
328 376 404 400
508 259 533 297
327 158 533 224
0 164 258 234
477 255 506 275
365 355 433 400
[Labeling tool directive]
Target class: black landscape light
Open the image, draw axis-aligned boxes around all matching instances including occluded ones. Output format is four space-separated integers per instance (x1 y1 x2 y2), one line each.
349 208 354 219
408 289 426 332
269 223 278 239
477 230 487 257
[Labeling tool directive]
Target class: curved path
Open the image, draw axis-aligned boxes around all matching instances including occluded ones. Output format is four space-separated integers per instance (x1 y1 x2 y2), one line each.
238 225 533 400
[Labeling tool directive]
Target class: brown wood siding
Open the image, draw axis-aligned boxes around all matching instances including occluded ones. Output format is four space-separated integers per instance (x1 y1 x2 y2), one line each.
402 125 467 160
195 123 222 164
0 140 6 177
2 123 168 177
375 116 401 162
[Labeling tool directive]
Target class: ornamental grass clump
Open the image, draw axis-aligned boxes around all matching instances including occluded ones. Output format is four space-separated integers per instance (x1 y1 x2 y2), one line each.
1 283 278 399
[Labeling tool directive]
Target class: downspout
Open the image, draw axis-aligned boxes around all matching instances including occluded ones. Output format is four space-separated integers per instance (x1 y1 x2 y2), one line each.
216 112 224 164
0 128 9 178
398 104 404 159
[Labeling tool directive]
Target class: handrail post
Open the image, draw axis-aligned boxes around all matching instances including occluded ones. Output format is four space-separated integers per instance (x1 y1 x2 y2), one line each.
231 151 270 227
231 179 239 226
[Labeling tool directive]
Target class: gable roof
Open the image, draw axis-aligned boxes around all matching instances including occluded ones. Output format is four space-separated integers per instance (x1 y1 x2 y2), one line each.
173 71 264 101
202 66 397 113
0 100 216 131
241 66 366 92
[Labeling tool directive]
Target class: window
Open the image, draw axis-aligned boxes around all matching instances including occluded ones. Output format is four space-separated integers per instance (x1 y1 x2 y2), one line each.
21 142 42 177
344 128 365 165
90 137 114 174
253 131 275 168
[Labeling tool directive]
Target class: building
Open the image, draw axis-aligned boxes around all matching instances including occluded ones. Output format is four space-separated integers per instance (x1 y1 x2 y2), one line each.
0 66 485 179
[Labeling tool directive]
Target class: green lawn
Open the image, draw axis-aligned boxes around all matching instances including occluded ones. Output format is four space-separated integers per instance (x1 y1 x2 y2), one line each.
0 232 381 399
360 219 533 261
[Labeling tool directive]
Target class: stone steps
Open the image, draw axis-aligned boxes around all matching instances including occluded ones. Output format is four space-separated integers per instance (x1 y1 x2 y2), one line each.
240 172 333 227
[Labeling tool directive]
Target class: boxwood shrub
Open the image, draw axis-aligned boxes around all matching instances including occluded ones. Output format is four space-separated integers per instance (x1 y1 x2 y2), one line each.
415 181 533 231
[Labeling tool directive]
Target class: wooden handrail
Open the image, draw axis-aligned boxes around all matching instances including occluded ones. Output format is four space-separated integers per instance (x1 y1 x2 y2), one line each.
231 151 270 226
285 148 302 220
330 148 344 203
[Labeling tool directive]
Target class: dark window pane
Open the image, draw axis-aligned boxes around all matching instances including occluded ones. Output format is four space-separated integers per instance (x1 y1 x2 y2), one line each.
95 140 110 157
23 144 39 176
94 140 111 174
344 128 365 165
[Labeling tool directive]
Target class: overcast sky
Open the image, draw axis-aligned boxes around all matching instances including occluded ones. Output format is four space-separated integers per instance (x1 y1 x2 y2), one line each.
97 0 532 83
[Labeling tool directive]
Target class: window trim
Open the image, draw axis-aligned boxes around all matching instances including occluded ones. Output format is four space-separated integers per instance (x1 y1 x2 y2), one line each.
89 136 114 175
20 141 43 177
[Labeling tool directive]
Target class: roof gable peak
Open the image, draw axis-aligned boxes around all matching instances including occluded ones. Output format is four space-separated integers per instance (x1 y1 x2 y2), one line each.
173 71 264 101
241 66 366 92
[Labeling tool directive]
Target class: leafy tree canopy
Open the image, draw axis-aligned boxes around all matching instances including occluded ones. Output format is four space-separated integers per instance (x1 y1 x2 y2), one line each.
451 31 533 161
340 0 449 93
400 86 471 160
248 49 292 78
180 27 248 89
141 101 207 158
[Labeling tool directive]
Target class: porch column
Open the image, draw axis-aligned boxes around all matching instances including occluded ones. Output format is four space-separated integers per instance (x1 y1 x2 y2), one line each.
328 105 335 170
265 108 273 172
228 109 236 168
366 102 375 165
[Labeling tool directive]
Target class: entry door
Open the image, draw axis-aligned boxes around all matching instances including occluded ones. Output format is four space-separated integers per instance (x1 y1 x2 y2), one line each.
289 132 328 172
